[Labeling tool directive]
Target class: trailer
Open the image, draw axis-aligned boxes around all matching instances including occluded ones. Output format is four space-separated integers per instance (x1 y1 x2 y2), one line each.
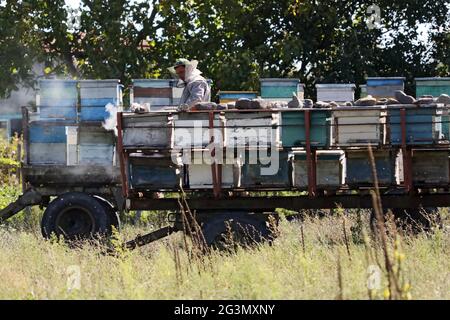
1 79 450 249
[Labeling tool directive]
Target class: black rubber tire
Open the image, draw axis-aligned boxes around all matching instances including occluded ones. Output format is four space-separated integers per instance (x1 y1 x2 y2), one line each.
41 192 110 240
93 196 121 233
200 211 278 250
370 207 440 233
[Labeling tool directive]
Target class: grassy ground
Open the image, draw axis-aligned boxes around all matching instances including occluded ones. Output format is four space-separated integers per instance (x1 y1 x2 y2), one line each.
0 210 448 300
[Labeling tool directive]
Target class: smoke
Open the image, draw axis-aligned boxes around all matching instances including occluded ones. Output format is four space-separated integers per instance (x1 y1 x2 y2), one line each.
103 103 118 135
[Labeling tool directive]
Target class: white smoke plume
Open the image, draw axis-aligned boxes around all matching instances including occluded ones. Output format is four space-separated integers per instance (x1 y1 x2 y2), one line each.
103 103 118 135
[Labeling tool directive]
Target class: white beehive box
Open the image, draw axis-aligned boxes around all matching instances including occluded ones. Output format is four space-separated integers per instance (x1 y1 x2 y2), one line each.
184 150 237 189
174 113 225 149
122 113 174 149
292 150 345 188
316 84 356 103
332 107 386 146
224 111 280 147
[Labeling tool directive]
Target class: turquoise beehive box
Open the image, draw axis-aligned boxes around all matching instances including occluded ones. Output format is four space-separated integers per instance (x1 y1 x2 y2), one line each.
260 78 304 101
280 109 331 148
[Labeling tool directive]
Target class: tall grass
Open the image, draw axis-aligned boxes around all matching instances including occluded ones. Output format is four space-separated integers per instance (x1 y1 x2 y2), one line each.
0 211 448 300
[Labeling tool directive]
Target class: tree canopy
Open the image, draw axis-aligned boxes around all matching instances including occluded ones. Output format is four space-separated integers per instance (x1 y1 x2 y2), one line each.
1 0 449 100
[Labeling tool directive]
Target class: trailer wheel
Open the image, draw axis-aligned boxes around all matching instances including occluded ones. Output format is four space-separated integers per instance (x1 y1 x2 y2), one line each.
370 207 440 234
199 211 278 250
93 196 121 233
41 192 110 240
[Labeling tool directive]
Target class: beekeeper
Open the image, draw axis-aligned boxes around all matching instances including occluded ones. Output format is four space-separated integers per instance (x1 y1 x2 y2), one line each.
168 59 211 109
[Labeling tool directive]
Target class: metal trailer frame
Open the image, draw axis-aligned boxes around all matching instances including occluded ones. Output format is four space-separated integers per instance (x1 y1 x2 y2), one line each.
2 105 450 248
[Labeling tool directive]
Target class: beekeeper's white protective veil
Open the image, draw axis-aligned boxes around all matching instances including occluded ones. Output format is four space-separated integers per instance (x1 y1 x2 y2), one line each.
168 59 211 106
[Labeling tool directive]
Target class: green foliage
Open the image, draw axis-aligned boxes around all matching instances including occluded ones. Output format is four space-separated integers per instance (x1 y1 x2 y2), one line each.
0 0 449 99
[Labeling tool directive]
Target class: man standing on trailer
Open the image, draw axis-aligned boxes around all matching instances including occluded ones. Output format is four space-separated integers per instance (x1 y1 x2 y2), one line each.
168 59 211 109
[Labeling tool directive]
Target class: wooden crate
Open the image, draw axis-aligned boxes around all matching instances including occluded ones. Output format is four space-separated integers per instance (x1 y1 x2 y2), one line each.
293 151 345 188
332 107 385 146
280 109 331 148
240 149 291 188
122 113 174 149
345 150 398 186
183 150 236 189
387 105 443 145
366 77 405 99
128 154 182 190
260 78 304 100
174 112 225 149
412 150 449 185
316 84 356 102
224 111 280 147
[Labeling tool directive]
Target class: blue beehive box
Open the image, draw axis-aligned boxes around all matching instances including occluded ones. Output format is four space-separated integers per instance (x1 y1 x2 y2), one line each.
366 77 405 99
345 150 398 186
79 79 122 121
218 91 258 103
38 79 78 121
260 78 304 101
128 155 182 190
240 149 291 188
280 109 331 148
387 105 443 145
28 121 68 165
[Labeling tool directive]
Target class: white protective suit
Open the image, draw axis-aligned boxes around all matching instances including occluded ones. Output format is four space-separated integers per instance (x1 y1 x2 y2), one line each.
168 59 211 107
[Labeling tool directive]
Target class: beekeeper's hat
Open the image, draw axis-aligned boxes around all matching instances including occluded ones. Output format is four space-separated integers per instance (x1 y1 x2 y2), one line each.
168 58 198 75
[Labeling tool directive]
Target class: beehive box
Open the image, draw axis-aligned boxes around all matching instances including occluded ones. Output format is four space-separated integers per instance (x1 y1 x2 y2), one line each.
38 80 78 121
387 105 443 145
316 84 356 103
122 113 174 149
280 109 331 148
415 78 450 140
79 79 122 121
411 150 449 185
131 79 212 111
28 121 67 165
174 112 225 148
128 154 182 190
260 78 304 101
132 79 174 110
415 77 450 98
183 150 236 189
240 149 291 188
366 77 405 99
78 128 115 165
360 85 368 98
225 111 279 147
218 91 258 103
345 150 398 186
38 79 78 107
293 151 345 188
332 107 385 146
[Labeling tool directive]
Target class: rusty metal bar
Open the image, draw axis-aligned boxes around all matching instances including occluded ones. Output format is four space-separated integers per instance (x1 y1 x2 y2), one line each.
400 108 413 193
116 112 129 198
128 193 450 211
305 110 316 197
208 111 221 197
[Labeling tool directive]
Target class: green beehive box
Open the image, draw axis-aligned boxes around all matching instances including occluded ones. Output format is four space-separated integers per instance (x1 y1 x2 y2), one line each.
415 78 450 140
280 109 331 148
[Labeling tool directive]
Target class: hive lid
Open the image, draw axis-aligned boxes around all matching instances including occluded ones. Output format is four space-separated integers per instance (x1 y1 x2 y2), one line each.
315 83 356 88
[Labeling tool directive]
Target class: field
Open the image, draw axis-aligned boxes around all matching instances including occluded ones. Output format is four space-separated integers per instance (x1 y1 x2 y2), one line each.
0 208 448 300
1 136 449 300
